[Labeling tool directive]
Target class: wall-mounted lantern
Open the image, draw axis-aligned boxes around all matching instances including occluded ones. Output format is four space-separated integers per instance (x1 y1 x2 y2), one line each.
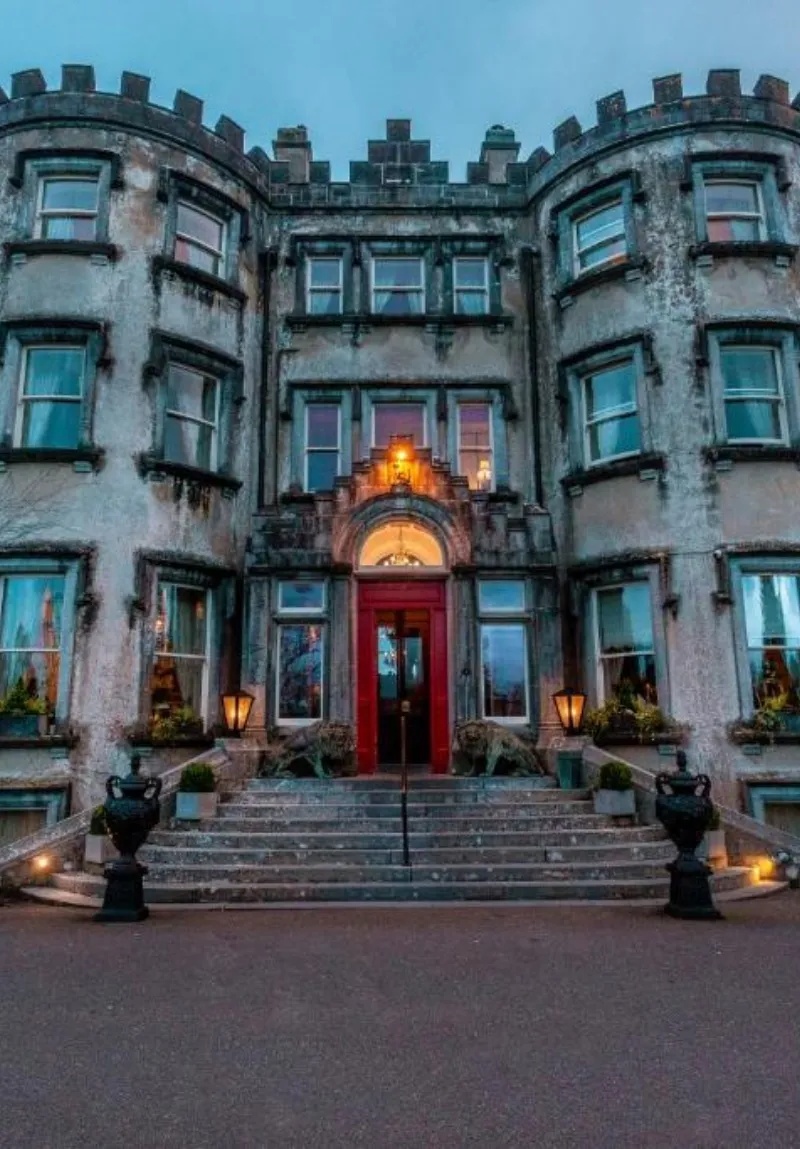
221 689 255 736
553 687 586 736
388 434 414 488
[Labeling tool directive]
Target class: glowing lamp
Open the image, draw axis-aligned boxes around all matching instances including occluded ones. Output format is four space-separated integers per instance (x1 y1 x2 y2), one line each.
221 689 255 736
33 854 51 872
388 435 414 486
553 687 587 736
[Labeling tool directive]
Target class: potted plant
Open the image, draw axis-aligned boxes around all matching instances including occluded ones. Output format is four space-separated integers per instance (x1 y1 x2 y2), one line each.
698 804 727 869
84 805 118 866
593 760 636 817
583 691 679 745
0 679 49 737
175 762 218 820
149 706 207 744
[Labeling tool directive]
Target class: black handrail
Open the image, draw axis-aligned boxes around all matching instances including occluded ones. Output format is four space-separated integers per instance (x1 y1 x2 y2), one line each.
400 705 410 867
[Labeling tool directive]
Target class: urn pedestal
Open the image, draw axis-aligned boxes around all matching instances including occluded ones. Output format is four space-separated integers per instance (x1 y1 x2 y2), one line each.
655 751 722 921
95 755 162 923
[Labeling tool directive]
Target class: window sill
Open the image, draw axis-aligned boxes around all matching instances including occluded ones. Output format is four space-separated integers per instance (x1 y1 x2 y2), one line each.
285 312 514 330
0 733 78 750
138 454 242 494
689 241 798 263
151 255 247 304
593 730 684 748
126 733 217 750
704 443 800 467
0 446 104 472
561 452 666 493
730 726 800 747
4 239 119 262
553 256 647 304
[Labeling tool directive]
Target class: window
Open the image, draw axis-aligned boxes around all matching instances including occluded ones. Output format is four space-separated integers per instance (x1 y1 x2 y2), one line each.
278 581 326 613
373 403 426 448
720 346 785 443
307 258 343 315
174 200 226 276
742 573 800 711
151 582 210 722
458 403 493 490
305 404 340 491
583 360 641 465
0 574 64 713
479 580 528 722
454 258 489 315
35 175 99 241
164 364 220 471
16 346 85 450
573 199 626 274
371 258 425 315
277 624 324 723
704 180 764 243
594 583 657 705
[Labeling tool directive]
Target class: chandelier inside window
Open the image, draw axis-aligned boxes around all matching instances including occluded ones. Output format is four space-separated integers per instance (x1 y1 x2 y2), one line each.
375 522 422 566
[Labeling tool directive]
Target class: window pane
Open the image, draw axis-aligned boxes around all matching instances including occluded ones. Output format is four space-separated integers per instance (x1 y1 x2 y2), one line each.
23 402 81 450
166 366 217 422
306 452 339 491
279 582 325 611
705 182 759 216
177 202 223 250
585 363 636 418
307 405 339 448
479 581 525 612
25 349 84 397
601 654 658 705
155 584 207 656
278 624 323 720
588 412 641 461
707 217 761 242
374 259 422 288
576 201 624 249
743 575 800 648
174 237 220 274
459 403 491 446
597 584 653 654
455 259 486 288
151 655 205 718
309 259 341 288
725 400 782 441
42 215 97 241
455 291 488 315
0 575 64 708
460 450 493 489
578 236 627 270
481 624 527 718
308 291 341 315
164 414 214 469
721 348 779 395
374 404 425 447
42 178 98 212
373 290 424 315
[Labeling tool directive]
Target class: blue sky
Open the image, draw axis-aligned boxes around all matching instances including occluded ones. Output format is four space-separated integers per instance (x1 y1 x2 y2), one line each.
1 0 799 179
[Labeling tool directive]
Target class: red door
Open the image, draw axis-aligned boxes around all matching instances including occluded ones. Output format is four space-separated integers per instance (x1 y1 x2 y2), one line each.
356 580 449 774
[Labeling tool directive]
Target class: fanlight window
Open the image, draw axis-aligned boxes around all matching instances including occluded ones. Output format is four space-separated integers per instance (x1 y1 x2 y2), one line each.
359 521 444 569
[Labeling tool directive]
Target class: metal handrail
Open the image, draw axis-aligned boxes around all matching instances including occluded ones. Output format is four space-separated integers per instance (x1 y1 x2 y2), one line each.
400 703 410 867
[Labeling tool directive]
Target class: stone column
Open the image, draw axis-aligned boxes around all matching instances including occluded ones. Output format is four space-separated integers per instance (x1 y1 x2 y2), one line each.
452 566 478 722
328 568 353 722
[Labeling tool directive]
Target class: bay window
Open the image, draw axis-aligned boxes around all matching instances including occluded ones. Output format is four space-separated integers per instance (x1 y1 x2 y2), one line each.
371 257 425 315
594 583 657 705
720 345 786 443
150 582 210 723
583 359 641 465
0 574 64 713
478 580 529 722
703 180 764 243
16 345 85 450
174 200 226 276
573 198 627 274
164 364 220 471
35 175 99 241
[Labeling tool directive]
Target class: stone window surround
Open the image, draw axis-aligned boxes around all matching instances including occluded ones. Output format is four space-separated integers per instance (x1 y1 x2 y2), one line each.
700 322 800 454
0 788 69 834
476 576 533 725
572 558 671 714
140 330 244 491
290 388 354 491
154 167 249 298
0 317 110 470
270 575 330 727
445 388 510 490
131 551 236 731
0 552 84 727
746 784 800 827
729 553 800 723
550 169 646 300
559 333 660 482
360 388 438 459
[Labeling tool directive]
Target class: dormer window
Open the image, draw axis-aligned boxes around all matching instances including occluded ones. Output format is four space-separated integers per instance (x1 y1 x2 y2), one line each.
35 175 99 241
174 201 226 276
704 180 764 242
371 257 425 315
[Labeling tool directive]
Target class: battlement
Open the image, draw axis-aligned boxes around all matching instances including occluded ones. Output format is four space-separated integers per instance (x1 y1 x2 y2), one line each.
1 65 799 209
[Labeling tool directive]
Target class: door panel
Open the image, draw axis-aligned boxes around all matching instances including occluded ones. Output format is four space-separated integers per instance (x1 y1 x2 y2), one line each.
376 609 431 767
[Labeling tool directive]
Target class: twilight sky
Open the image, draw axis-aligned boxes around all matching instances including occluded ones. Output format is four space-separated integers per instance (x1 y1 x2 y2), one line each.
1 0 799 179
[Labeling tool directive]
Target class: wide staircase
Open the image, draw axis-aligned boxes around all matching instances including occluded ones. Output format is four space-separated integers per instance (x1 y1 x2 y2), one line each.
46 775 759 905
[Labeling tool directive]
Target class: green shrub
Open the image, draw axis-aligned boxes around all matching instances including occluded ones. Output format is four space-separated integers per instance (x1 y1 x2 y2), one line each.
178 762 216 793
597 760 633 791
0 679 48 716
88 805 107 836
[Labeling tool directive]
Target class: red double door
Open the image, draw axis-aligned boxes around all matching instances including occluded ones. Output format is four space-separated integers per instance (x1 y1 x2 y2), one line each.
356 580 449 774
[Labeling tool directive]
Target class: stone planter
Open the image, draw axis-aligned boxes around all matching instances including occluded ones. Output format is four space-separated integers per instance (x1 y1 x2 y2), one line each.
175 791 218 821
594 788 636 817
0 713 47 738
84 833 119 866
698 829 728 870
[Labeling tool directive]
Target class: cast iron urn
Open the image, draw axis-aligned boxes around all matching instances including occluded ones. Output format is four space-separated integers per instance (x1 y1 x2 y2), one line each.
655 750 722 920
95 754 162 923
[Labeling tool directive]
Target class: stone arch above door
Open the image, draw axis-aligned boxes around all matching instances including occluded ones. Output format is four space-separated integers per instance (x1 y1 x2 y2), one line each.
333 493 470 569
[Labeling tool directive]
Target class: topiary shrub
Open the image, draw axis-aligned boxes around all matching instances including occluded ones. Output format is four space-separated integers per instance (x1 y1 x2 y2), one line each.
261 722 357 779
178 762 216 793
88 805 107 836
452 720 544 777
597 760 633 791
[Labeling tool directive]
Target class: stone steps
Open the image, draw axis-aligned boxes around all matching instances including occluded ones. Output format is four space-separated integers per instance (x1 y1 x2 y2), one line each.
208 815 613 834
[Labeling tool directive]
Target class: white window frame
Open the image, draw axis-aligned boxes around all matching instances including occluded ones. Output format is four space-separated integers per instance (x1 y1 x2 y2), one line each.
275 621 325 726
306 257 343 314
14 344 86 450
371 401 428 449
304 403 341 492
453 257 489 315
0 573 65 712
152 581 212 723
742 571 800 709
174 199 227 276
704 178 765 242
277 581 327 615
457 401 494 490
479 622 530 725
721 344 787 445
370 256 425 314
592 582 657 706
34 173 99 241
572 198 626 276
582 360 640 467
164 364 221 472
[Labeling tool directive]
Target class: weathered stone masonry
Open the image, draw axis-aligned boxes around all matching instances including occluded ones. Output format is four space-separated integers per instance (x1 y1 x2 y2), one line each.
1 64 800 835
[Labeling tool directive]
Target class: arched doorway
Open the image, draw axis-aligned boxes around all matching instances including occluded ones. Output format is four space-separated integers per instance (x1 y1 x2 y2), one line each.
356 519 449 774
